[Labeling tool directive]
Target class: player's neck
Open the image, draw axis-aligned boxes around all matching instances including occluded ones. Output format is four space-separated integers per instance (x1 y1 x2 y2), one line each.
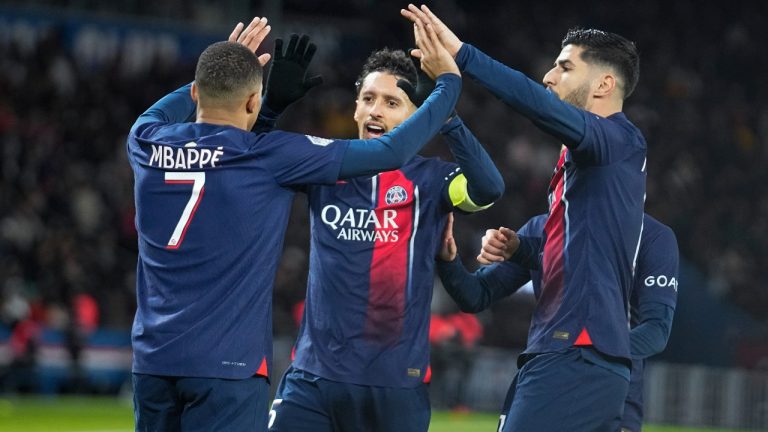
587 98 623 118
196 108 249 131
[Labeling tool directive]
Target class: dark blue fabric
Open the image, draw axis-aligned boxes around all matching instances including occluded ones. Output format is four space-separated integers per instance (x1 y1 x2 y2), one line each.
455 44 586 146
291 83 499 389
295 157 459 388
132 373 269 432
497 370 519 431
618 359 645 432
128 73 462 380
524 114 646 362
269 366 430 432
456 42 647 363
131 84 196 132
631 302 674 359
437 213 678 427
508 234 543 270
129 122 346 379
435 214 546 313
629 215 679 359
501 348 628 432
436 258 530 313
440 115 504 206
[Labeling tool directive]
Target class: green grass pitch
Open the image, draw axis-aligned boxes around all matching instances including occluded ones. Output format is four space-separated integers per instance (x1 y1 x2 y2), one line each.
0 396 748 432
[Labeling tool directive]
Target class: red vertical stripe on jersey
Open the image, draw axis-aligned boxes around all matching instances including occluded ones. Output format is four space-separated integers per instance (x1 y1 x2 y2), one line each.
541 148 567 320
364 171 414 346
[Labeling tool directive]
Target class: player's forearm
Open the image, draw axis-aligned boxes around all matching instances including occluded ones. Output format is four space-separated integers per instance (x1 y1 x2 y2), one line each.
436 257 497 313
441 116 504 207
339 74 461 178
437 258 529 313
132 83 196 132
630 302 675 359
508 235 542 270
455 44 586 147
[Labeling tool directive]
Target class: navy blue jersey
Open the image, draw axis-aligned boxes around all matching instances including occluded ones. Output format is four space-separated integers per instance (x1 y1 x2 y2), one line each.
485 214 676 363
531 114 646 361
456 43 647 361
438 212 677 429
293 157 461 388
523 214 677 364
629 216 679 320
623 215 679 429
129 120 350 379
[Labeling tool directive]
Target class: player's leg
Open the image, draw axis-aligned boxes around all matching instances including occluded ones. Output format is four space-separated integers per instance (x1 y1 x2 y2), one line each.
268 366 333 432
176 375 269 432
618 359 646 432
617 397 643 431
497 371 519 432
327 381 431 432
132 373 182 432
502 348 629 432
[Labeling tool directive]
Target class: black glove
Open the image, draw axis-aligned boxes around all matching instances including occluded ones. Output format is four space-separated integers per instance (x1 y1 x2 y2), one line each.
396 61 435 107
397 60 456 121
263 34 323 113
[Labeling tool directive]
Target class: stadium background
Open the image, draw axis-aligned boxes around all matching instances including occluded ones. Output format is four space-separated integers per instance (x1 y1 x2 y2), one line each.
0 0 766 430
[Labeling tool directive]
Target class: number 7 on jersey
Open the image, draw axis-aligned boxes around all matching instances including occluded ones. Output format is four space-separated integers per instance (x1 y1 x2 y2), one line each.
165 171 205 249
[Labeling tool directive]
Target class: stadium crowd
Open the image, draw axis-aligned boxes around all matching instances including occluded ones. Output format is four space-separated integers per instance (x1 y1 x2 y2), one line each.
1 0 766 373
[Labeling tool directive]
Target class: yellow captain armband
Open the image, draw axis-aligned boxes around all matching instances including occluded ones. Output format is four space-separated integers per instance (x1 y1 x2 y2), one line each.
448 174 493 213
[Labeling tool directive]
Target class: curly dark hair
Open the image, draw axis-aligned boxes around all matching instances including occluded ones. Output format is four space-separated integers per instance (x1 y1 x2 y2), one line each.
195 41 263 104
354 48 417 95
562 28 640 99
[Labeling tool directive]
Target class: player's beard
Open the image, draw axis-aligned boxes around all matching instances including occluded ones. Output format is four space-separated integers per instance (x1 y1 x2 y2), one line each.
562 81 590 109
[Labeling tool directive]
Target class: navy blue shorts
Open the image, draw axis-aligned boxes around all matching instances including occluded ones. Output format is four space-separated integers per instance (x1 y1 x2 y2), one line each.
268 366 430 432
617 358 645 432
499 348 629 432
132 373 269 432
496 371 520 431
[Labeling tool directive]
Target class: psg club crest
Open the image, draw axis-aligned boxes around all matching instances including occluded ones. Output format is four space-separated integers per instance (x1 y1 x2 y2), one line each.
385 185 408 205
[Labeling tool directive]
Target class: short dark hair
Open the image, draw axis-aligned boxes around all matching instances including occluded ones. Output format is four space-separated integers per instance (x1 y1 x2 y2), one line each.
355 48 417 95
562 28 640 99
195 41 263 104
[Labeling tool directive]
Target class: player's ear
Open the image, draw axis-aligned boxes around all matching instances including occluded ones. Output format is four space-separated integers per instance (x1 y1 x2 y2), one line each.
594 72 616 98
353 98 361 123
246 92 260 114
190 82 199 103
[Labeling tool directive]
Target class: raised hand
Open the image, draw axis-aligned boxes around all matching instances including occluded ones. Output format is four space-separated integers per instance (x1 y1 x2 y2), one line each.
438 213 458 262
228 17 272 65
409 15 460 80
477 227 519 265
263 34 324 113
401 4 463 57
